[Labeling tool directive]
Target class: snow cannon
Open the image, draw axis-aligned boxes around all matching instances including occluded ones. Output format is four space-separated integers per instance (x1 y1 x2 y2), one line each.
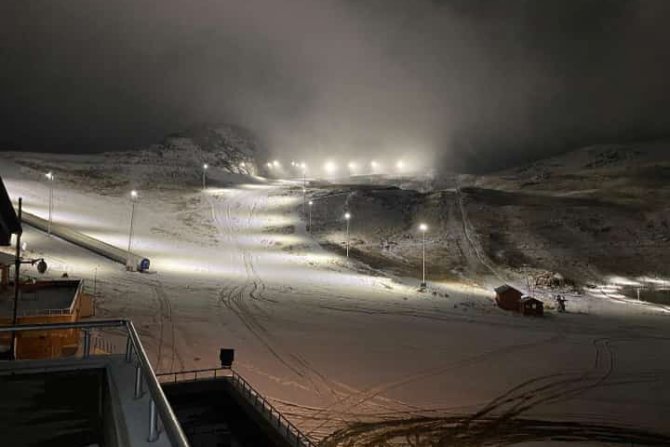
138 258 151 272
126 256 151 273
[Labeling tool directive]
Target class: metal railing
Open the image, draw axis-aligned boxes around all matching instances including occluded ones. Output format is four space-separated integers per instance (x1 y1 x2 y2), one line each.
229 370 318 447
157 367 228 384
158 367 317 447
0 319 189 447
14 279 85 317
16 307 72 316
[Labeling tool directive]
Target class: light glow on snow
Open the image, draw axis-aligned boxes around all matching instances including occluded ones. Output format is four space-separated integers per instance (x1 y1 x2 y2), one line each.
607 275 643 286
323 160 337 176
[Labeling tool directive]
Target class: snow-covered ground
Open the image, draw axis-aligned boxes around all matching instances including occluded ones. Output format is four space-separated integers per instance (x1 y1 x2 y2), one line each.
1 144 670 445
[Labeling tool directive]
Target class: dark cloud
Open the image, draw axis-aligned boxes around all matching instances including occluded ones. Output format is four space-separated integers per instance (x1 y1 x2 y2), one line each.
1 0 669 171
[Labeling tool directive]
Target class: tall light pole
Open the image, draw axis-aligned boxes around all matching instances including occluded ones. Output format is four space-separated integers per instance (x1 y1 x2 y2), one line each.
202 163 209 189
127 190 138 259
419 223 428 287
308 200 313 232
344 212 351 257
10 198 23 358
397 160 405 184
45 172 54 235
302 186 307 215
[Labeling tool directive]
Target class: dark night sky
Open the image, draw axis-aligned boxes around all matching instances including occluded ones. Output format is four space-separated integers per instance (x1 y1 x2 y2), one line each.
1 0 669 171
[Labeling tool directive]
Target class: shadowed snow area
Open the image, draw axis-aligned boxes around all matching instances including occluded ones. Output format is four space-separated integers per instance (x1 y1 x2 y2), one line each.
1 140 669 445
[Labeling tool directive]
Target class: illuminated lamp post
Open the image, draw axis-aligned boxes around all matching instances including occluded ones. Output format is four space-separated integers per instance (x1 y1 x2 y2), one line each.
419 223 428 288
308 200 313 232
324 161 336 177
45 172 54 235
202 163 209 189
397 159 405 184
127 190 138 258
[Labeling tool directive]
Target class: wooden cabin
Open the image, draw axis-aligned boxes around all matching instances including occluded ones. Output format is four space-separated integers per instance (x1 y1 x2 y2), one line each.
519 296 544 316
494 284 523 311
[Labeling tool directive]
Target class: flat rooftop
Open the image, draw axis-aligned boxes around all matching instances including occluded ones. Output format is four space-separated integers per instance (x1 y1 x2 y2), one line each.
0 354 175 447
162 378 303 447
0 367 106 446
0 280 80 316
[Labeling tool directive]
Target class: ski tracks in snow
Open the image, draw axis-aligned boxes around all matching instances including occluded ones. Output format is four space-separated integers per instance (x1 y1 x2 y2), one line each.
150 280 184 374
208 186 347 402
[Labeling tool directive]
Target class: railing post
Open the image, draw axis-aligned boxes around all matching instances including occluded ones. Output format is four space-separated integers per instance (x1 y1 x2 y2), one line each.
148 399 159 442
83 330 91 358
135 365 143 399
125 336 133 362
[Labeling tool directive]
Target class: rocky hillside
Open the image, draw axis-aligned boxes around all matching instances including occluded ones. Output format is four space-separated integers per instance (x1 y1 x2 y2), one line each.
307 140 670 299
6 125 265 194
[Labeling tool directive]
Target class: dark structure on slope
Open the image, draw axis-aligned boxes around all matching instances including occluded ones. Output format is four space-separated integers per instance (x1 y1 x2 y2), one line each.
519 296 544 316
494 284 523 311
0 177 21 246
494 285 544 316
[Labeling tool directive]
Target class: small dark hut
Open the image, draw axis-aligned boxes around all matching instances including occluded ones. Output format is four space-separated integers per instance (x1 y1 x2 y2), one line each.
519 296 544 316
494 284 523 311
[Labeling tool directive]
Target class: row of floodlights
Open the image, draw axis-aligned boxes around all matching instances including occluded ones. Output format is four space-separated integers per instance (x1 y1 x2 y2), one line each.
265 159 408 175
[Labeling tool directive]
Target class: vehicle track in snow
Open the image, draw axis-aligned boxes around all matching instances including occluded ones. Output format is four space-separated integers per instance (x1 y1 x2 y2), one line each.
303 330 566 438
209 186 347 401
454 187 505 282
150 280 182 373
318 337 666 446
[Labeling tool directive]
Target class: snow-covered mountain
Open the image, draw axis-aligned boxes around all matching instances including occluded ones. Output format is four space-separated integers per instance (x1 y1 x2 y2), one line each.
3 124 265 193
147 124 263 175
307 140 670 301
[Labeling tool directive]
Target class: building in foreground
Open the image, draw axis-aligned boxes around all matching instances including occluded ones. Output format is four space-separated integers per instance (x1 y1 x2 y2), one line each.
0 277 94 358
0 319 314 447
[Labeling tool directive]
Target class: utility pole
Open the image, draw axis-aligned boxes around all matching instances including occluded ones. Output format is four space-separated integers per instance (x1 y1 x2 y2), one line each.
202 164 208 189
93 266 98 316
422 229 426 286
10 198 23 359
302 187 306 216
127 191 138 259
419 223 428 288
46 172 54 235
308 200 313 232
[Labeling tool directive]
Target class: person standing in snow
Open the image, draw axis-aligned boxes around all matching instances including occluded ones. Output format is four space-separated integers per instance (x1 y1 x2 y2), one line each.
556 295 566 312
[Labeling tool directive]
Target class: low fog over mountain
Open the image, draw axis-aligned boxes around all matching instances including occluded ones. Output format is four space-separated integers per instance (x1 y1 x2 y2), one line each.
2 0 669 171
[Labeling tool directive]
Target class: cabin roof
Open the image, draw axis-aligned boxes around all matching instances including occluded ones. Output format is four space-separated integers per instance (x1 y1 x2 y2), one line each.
494 284 521 294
